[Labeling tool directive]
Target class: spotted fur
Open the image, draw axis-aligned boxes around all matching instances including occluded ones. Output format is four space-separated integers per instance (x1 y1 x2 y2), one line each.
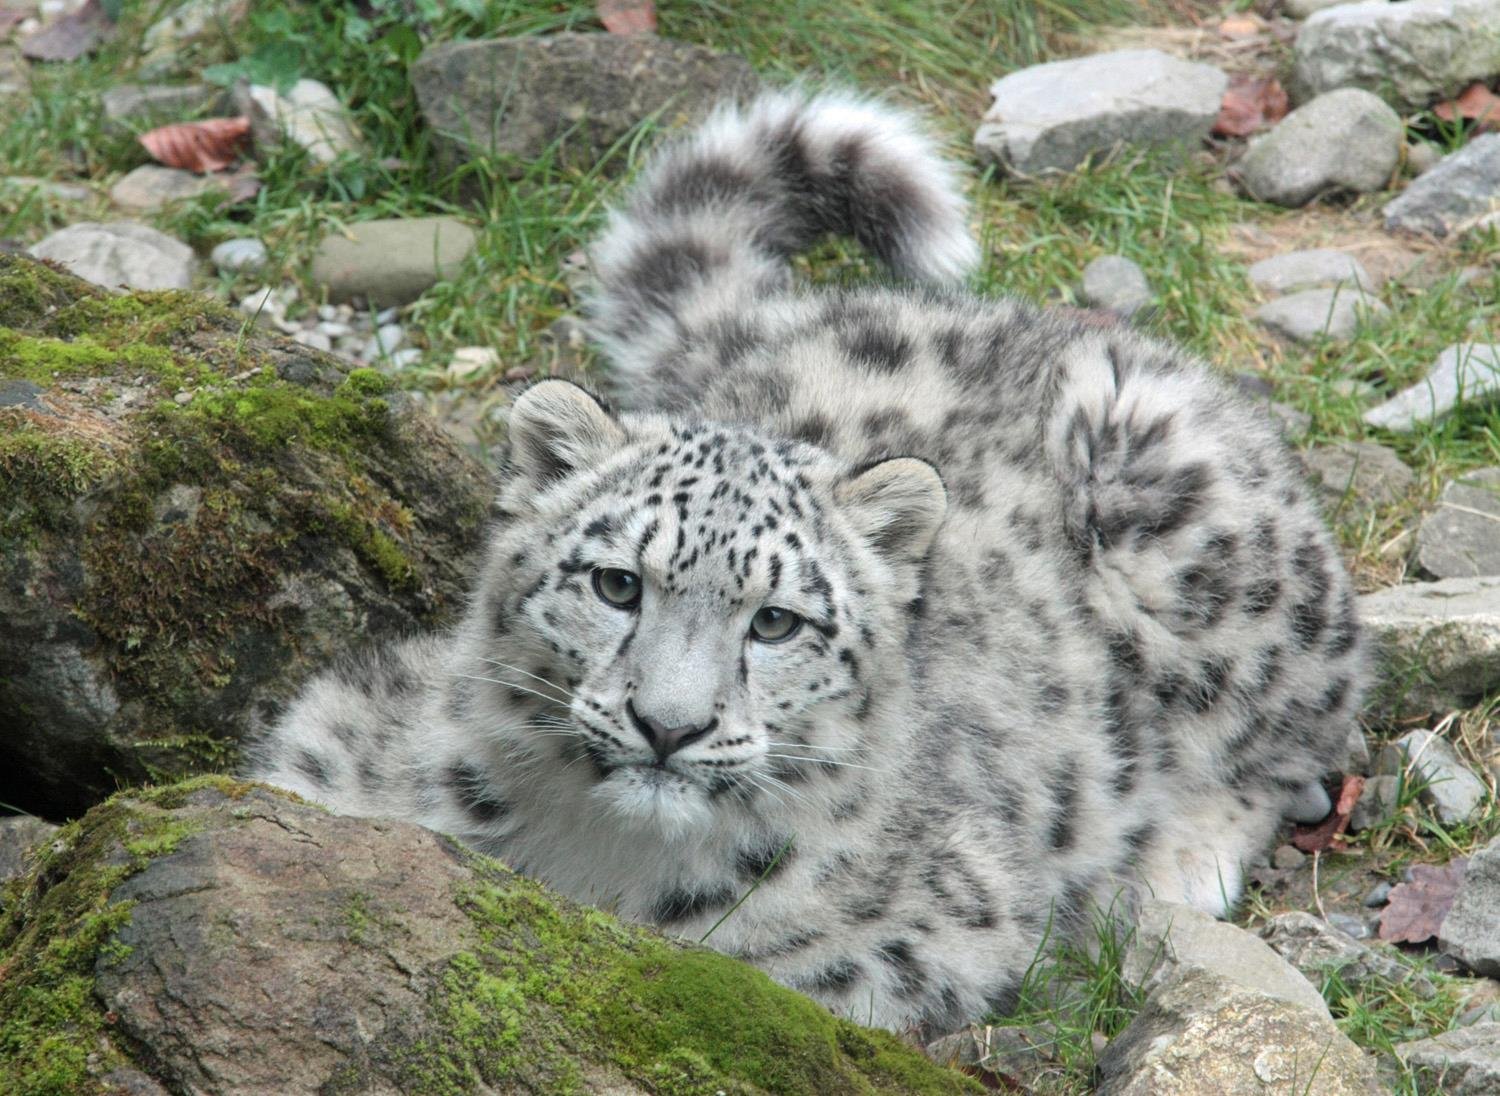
249 91 1366 1034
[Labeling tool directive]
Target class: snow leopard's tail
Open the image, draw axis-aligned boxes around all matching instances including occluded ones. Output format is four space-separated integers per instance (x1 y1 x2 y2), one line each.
587 90 978 389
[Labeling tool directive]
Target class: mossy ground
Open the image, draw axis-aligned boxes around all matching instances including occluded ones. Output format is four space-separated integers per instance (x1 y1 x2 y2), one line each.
0 776 255 1096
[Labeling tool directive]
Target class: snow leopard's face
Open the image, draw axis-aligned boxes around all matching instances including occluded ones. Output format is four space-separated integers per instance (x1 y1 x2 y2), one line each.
470 382 945 832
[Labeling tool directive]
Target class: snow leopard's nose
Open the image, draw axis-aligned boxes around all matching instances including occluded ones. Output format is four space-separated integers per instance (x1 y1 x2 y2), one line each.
626 699 717 761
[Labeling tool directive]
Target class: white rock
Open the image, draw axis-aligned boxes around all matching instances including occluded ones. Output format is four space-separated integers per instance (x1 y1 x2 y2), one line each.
363 323 405 359
1248 249 1374 295
246 78 361 165
387 348 423 370
1363 343 1500 431
974 49 1227 176
210 238 268 275
28 222 195 291
1376 729 1487 827
317 321 354 339
1254 286 1387 343
447 346 500 380
292 328 332 353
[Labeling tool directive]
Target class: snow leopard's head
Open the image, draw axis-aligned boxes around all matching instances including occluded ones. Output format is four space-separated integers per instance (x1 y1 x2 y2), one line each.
466 381 946 832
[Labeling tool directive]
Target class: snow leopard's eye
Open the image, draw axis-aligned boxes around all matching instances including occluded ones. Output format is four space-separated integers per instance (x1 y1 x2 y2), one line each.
749 606 802 643
593 567 641 609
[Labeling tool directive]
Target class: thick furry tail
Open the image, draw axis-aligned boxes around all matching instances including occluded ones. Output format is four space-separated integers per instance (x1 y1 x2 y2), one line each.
587 90 978 385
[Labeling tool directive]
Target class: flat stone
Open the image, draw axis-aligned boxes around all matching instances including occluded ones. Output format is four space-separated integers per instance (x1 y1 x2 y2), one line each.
1363 343 1500 431
1261 911 1436 997
1384 134 1500 238
1248 249 1375 294
1439 837 1500 977
1348 774 1401 832
1254 286 1387 343
412 33 757 175
975 49 1226 176
1376 729 1488 826
309 217 476 307
1302 440 1414 513
1235 89 1402 207
1360 576 1500 716
245 78 361 165
1097 968 1382 1095
209 237 268 275
1417 467 1500 578
1292 0 1500 110
1395 1022 1500 1095
1121 899 1330 1017
100 83 222 129
108 164 223 213
0 176 92 203
28 221 195 291
1079 255 1153 316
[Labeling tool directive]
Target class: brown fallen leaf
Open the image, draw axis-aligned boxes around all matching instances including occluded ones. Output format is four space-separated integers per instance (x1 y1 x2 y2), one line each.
598 0 655 34
19 0 110 61
1434 82 1500 134
1218 13 1262 39
1291 773 1363 853
1214 75 1289 138
1378 858 1468 945
139 117 252 174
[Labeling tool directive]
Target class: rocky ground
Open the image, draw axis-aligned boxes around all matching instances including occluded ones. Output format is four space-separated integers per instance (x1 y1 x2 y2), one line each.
2 0 1499 1093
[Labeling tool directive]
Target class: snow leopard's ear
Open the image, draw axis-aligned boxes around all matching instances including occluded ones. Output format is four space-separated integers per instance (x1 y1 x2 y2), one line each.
507 380 627 486
836 457 947 565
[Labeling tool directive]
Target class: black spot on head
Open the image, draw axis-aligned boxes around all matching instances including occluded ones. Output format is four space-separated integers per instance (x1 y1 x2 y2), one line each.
788 414 834 447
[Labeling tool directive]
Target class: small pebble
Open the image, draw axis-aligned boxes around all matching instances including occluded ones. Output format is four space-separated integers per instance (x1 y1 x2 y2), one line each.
374 306 401 326
318 321 354 339
317 304 341 322
387 348 423 370
362 323 405 360
1326 912 1370 939
237 287 282 320
210 238 268 275
1363 881 1393 907
293 328 333 353
447 346 500 381
1272 844 1306 870
173 390 193 405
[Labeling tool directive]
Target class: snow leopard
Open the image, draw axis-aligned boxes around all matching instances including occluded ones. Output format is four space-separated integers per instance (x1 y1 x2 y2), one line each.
248 90 1366 1034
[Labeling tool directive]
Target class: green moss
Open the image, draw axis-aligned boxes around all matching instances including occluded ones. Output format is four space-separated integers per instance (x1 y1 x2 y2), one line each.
0 330 184 387
183 372 391 456
0 780 226 1096
0 420 118 535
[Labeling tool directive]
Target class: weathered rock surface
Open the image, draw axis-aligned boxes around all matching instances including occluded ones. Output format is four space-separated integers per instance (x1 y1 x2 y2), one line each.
1097 968 1381 1095
209 237 268 275
101 82 223 130
0 779 977 1095
974 49 1226 176
0 254 490 819
108 164 225 213
1348 773 1401 832
1440 836 1500 976
1121 899 1330 1017
1376 730 1486 826
1235 89 1402 207
1302 440 1414 514
1260 911 1436 997
0 815 58 892
1249 249 1375 295
1359 577 1500 716
1253 286 1387 343
28 221 196 291
1383 133 1500 237
1417 467 1500 578
1079 255 1153 316
244 78 362 164
1363 343 1500 431
1292 0 1500 110
1395 1022 1500 1095
310 216 477 306
138 0 250 77
412 33 757 175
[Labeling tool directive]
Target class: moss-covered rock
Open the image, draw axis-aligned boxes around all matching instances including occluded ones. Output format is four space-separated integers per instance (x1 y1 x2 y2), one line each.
0 778 980 1095
0 254 491 819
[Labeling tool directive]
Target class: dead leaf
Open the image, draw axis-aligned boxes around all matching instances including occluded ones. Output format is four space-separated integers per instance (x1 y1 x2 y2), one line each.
1214 75 1289 138
19 0 110 60
139 117 251 174
1291 773 1363 852
1434 82 1500 134
597 0 655 34
1378 858 1468 944
1217 14 1262 39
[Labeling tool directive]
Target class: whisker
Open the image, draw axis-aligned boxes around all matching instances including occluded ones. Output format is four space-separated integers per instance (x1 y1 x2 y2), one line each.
448 672 571 711
765 740 857 753
763 753 888 774
475 657 576 700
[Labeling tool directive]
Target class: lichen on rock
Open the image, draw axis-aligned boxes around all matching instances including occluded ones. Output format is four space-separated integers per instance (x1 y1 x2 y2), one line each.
0 778 980 1095
0 254 492 820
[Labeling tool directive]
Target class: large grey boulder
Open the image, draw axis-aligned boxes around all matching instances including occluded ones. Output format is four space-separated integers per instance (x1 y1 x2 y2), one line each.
1359 575 1500 716
28 221 196 291
1292 0 1500 110
1417 467 1500 578
0 815 58 894
1384 133 1500 238
309 216 478 306
974 49 1226 176
1121 899 1330 1017
411 33 757 175
1097 968 1382 1095
1363 343 1500 431
1440 837 1500 977
1302 440 1414 514
1395 1022 1500 1095
1235 89 1402 207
